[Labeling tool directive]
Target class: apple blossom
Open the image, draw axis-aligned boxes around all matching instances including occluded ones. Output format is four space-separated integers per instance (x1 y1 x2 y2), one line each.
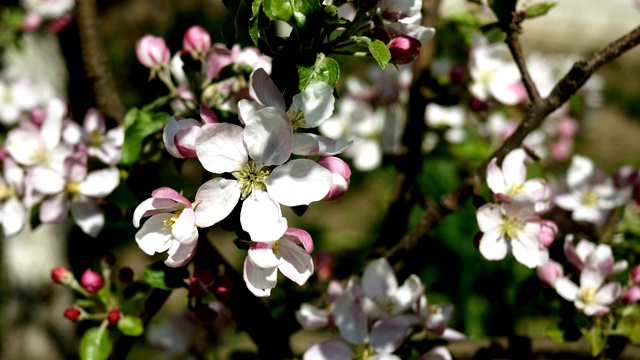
555 268 622 316
317 156 351 201
0 157 27 237
486 148 550 212
623 286 640 304
133 187 200 267
361 257 423 317
136 35 171 71
183 26 211 60
388 35 421 64
243 227 315 297
563 235 628 276
63 108 123 165
476 202 548 268
555 155 630 224
537 260 564 288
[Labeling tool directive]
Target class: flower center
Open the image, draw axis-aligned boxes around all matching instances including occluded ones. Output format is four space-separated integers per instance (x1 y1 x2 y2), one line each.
0 183 15 201
352 344 374 360
501 215 524 239
87 130 104 148
579 285 597 304
232 160 270 200
65 180 81 197
506 183 525 197
163 209 183 229
287 109 307 131
30 144 50 164
582 190 599 208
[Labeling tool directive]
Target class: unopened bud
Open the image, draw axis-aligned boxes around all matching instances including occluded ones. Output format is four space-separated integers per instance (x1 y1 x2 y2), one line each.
449 64 467 85
51 266 74 285
317 156 351 201
183 26 211 60
623 286 640 304
102 253 116 266
388 35 421 65
631 264 640 284
64 307 82 322
537 260 563 288
468 97 489 113
214 275 233 304
539 220 558 248
136 35 170 70
80 269 104 294
108 309 121 325
188 268 215 299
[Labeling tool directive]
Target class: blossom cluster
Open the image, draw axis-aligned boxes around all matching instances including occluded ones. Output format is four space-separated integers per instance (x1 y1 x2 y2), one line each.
296 257 461 360
132 26 353 297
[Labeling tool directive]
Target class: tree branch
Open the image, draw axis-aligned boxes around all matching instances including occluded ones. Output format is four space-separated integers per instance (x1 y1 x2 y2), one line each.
506 29 541 102
75 0 125 123
383 23 640 270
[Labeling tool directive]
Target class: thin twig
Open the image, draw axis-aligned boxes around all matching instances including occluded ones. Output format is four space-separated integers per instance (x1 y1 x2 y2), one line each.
75 0 125 123
506 30 541 102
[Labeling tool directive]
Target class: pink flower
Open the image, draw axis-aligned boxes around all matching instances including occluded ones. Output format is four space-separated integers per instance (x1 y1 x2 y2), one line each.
622 286 640 304
317 156 351 201
388 35 421 64
563 235 627 276
136 35 170 70
133 187 200 267
183 26 211 60
80 269 104 294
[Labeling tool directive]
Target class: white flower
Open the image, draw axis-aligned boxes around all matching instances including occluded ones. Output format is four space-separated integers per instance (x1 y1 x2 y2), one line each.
555 268 621 316
563 235 628 276
361 258 423 318
476 202 548 268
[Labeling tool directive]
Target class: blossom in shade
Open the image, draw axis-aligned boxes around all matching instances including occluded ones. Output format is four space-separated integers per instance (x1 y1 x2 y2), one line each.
476 202 548 268
243 228 314 297
537 260 564 288
63 108 124 165
0 157 27 236
133 187 200 267
563 235 628 276
555 268 621 316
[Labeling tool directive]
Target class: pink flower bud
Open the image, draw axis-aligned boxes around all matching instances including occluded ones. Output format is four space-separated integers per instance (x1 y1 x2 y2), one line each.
537 260 563 288
188 268 215 298
624 286 640 304
47 13 73 34
388 35 421 65
108 309 121 325
539 220 558 248
183 26 211 59
51 266 73 285
317 156 351 201
557 117 579 139
23 13 42 32
136 35 170 69
64 307 82 322
80 269 104 294
314 252 333 281
214 275 233 304
631 264 640 284
550 139 572 162
468 97 490 113
449 64 467 86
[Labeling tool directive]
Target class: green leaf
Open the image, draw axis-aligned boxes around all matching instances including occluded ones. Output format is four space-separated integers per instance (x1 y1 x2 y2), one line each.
221 0 242 48
296 53 339 91
616 305 640 344
525 2 556 19
142 260 189 290
583 326 607 357
544 317 581 343
121 108 169 166
117 315 144 336
368 39 391 70
80 326 112 360
263 0 320 29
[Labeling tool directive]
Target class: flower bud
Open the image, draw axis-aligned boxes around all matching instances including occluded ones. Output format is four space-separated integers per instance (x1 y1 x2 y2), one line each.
136 35 170 69
539 220 558 248
51 266 74 285
80 269 104 294
188 268 215 299
623 286 640 304
388 35 421 65
317 156 351 201
102 253 116 266
468 97 490 113
314 252 333 281
64 307 82 322
214 275 233 304
631 264 640 284
537 260 563 288
183 26 211 60
107 309 121 325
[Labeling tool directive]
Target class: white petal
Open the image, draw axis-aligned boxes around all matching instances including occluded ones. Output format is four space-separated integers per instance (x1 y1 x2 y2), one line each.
293 133 351 156
194 178 241 228
501 148 527 186
511 238 548 268
290 81 335 128
243 256 278 297
476 203 502 233
390 274 423 314
135 214 173 255
240 190 287 242
362 258 398 299
71 195 104 237
266 159 332 206
567 155 594 189
554 277 579 301
478 229 508 261
594 282 621 305
248 242 281 269
303 340 352 360
133 197 178 228
295 303 329 331
276 239 314 285
163 117 201 158
195 123 247 174
172 208 198 245
164 241 197 267
249 68 286 111
40 193 69 223
1 198 26 236
370 315 419 354
28 166 65 194
80 167 120 197
332 295 368 345
486 158 505 195
243 107 294 166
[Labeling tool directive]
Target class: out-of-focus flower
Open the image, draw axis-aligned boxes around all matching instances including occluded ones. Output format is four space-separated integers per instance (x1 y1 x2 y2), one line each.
183 26 211 60
563 235 628 276
537 260 564 288
555 268 621 316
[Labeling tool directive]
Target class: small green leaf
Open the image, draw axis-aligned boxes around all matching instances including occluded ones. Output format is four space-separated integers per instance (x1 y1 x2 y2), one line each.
583 326 607 357
544 320 565 343
117 315 144 336
368 39 391 70
142 260 189 290
525 2 556 19
263 0 320 28
121 108 169 166
616 306 640 345
296 53 339 91
80 326 112 360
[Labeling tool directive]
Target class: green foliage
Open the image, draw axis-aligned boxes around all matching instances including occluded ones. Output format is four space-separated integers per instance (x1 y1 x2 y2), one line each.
121 108 170 166
263 0 320 29
353 36 390 70
525 2 557 20
142 261 189 290
0 7 24 50
616 304 640 344
221 0 242 48
297 53 340 91
583 326 607 357
80 325 112 360
117 315 145 336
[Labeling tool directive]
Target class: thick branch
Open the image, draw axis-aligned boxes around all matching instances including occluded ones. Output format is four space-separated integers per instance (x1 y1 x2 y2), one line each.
75 0 125 123
384 23 640 269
